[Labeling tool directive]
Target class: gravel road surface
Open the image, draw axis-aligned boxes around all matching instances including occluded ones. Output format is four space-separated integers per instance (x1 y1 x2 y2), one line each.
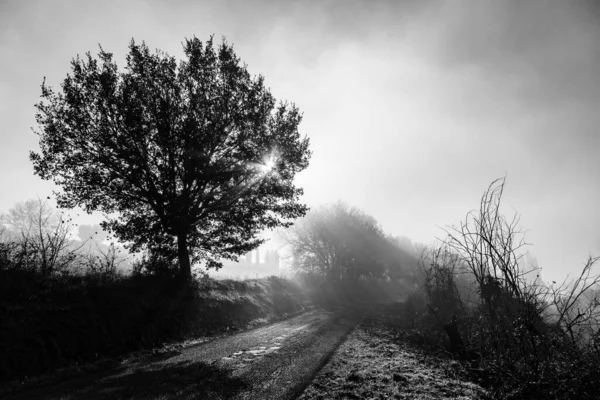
5 307 363 400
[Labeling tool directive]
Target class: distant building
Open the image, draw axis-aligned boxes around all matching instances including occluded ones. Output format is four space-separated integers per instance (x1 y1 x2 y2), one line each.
214 247 281 278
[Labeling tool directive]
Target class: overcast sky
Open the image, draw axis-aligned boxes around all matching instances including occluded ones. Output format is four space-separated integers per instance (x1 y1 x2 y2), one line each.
1 0 599 282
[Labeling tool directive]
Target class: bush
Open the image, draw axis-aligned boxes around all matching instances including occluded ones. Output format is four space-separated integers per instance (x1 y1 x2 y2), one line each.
412 178 600 399
131 248 179 277
0 268 166 381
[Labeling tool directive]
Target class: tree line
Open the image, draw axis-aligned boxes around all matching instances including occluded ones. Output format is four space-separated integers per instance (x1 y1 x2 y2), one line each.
280 201 419 283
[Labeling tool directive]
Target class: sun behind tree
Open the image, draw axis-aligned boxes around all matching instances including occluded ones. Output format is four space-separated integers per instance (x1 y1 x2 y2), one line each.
31 36 311 279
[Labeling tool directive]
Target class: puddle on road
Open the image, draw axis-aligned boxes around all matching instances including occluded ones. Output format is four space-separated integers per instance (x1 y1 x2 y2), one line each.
220 344 282 366
220 323 311 367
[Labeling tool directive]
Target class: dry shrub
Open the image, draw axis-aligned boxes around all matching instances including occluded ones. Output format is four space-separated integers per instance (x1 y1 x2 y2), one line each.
414 178 600 399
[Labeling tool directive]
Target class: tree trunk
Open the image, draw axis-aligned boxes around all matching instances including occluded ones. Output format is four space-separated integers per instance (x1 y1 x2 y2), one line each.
177 231 191 279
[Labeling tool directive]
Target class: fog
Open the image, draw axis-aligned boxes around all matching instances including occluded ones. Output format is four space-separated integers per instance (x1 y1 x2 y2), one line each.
1 0 599 282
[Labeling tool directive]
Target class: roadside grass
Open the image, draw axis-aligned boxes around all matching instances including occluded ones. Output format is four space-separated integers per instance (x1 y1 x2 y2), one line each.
161 275 310 341
299 306 488 400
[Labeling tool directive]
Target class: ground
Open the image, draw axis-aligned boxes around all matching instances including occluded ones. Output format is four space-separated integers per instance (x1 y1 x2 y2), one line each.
298 320 488 400
2 308 361 400
2 303 490 399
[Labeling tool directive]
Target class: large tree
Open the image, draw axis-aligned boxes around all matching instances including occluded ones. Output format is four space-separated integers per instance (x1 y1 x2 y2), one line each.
31 36 311 279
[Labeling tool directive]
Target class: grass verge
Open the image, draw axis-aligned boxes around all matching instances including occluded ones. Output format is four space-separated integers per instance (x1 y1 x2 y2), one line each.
298 305 488 400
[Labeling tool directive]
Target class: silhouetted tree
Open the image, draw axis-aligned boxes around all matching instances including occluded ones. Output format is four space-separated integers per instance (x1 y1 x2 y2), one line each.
282 202 346 279
282 202 411 281
338 207 387 281
31 36 311 279
383 236 420 281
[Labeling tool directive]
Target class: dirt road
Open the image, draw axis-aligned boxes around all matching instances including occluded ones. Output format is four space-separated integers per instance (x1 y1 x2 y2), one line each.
5 308 363 400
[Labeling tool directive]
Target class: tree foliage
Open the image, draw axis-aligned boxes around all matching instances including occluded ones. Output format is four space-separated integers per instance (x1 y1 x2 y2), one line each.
281 202 418 281
31 36 311 278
